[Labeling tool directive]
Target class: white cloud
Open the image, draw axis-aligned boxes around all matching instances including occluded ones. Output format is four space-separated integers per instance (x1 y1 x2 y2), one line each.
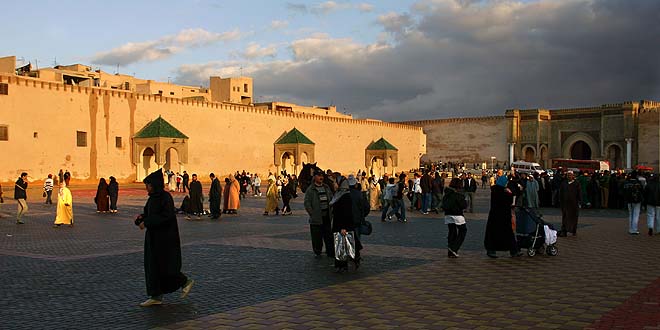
287 1 375 15
290 35 388 61
316 1 340 14
357 3 374 12
91 28 245 65
378 12 414 35
270 20 289 29
241 43 278 59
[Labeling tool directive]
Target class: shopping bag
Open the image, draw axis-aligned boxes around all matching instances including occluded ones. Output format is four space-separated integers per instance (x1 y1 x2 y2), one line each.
334 232 356 261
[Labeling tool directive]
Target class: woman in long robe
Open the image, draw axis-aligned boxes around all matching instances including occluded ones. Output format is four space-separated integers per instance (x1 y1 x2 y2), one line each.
263 175 280 215
222 178 231 213
53 181 73 227
188 176 203 217
223 176 241 214
559 171 581 236
135 169 193 307
368 177 381 211
95 178 110 212
484 176 519 258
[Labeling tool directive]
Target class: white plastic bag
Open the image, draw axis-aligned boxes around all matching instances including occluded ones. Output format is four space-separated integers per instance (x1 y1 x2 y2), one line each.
334 232 356 261
544 225 557 245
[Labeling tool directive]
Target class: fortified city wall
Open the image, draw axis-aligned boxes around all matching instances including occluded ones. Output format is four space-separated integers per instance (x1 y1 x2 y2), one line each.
401 116 509 164
0 74 426 183
638 108 660 169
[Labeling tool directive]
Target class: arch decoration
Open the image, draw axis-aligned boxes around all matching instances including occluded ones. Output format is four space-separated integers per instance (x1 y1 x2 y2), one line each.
561 132 600 160
132 116 188 181
365 138 398 176
274 128 315 175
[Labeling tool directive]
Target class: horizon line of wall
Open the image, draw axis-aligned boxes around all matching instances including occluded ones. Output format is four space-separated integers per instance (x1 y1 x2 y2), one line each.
0 73 422 132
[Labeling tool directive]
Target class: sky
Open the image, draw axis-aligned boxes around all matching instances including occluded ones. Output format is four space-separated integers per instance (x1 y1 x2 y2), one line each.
4 0 660 121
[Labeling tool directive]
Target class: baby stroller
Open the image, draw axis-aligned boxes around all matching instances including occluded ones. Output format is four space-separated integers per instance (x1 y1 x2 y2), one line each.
515 206 559 257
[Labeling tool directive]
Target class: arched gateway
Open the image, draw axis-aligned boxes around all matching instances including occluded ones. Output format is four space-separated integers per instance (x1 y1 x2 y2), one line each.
274 128 315 175
365 138 398 177
132 116 188 181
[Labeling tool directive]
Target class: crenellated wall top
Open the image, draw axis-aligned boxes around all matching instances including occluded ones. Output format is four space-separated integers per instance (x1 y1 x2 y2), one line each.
399 115 506 126
0 73 422 132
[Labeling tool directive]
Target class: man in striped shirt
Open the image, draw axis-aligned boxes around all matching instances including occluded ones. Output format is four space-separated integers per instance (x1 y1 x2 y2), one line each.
44 174 54 205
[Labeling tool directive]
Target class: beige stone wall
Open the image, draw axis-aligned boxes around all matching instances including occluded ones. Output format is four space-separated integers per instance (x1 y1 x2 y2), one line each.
638 110 659 169
0 74 425 183
404 117 508 164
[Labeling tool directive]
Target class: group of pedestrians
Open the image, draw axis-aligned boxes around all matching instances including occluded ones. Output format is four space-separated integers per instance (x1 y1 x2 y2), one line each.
304 170 369 272
94 177 119 213
181 172 256 219
0 172 75 228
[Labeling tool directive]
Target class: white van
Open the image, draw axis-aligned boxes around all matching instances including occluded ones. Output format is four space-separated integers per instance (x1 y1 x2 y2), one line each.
511 161 545 175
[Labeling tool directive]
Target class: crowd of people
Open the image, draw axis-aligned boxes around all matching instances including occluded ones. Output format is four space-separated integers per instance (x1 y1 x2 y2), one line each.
1 163 658 308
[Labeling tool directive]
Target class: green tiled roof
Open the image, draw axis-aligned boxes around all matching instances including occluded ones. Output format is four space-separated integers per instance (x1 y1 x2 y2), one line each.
134 116 188 139
275 128 314 145
367 138 398 150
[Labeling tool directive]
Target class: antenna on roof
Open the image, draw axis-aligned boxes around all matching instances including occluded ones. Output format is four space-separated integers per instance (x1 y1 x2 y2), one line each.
240 66 243 76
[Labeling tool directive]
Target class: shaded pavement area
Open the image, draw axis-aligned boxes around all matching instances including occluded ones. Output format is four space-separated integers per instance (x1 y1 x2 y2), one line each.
0 185 658 329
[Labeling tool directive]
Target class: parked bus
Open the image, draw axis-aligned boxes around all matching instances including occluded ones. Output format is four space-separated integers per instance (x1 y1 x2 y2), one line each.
551 159 610 172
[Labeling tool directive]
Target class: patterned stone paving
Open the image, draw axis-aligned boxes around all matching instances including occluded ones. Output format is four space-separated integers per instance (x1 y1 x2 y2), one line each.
0 184 658 329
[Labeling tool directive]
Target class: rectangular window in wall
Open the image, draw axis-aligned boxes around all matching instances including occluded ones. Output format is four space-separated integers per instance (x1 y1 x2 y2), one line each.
0 83 8 95
0 125 8 141
115 136 122 148
244 84 248 93
76 131 87 147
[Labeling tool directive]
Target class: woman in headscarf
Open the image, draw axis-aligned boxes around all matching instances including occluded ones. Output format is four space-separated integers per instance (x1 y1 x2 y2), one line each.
223 175 241 214
95 178 110 213
263 175 280 215
484 175 520 258
330 176 358 273
53 174 73 227
108 176 119 213
134 169 194 307
368 176 381 211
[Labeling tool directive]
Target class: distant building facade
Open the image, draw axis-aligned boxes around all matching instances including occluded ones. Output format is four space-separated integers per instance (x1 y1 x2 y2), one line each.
404 101 660 171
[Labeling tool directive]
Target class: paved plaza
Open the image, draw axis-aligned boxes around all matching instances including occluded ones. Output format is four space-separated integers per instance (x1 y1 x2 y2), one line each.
0 185 658 329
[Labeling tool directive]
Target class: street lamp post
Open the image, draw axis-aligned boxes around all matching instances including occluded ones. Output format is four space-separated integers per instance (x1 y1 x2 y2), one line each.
491 156 496 172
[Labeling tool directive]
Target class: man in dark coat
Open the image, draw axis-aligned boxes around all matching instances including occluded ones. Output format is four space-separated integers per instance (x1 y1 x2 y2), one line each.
135 169 193 307
484 176 519 258
644 174 660 236
182 171 189 193
559 171 581 236
14 172 29 224
463 173 478 213
420 171 433 214
188 174 203 219
208 173 222 219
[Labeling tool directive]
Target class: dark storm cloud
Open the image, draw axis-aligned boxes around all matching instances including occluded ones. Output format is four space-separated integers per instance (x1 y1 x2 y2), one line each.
176 0 660 121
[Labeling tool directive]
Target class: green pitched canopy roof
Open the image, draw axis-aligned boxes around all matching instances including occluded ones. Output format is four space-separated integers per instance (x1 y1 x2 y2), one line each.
275 128 315 145
367 138 398 151
134 116 188 139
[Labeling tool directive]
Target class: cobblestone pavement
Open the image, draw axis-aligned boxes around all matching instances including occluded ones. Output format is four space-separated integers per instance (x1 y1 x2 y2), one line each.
0 185 658 329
